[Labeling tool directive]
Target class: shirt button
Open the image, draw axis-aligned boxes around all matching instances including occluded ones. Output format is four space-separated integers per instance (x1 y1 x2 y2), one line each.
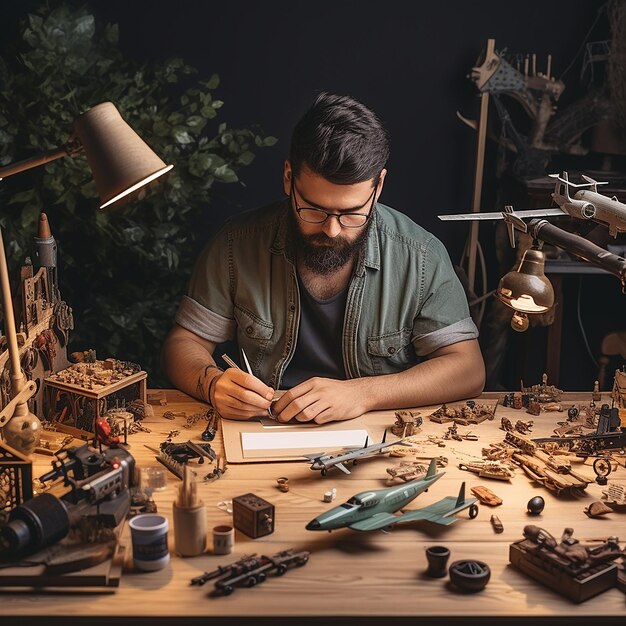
387 346 396 354
246 326 253 335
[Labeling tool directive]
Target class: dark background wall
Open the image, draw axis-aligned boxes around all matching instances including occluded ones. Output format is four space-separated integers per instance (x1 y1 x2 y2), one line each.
3 0 624 391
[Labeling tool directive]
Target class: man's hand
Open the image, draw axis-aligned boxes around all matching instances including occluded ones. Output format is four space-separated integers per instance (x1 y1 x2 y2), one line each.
212 369 274 420
272 377 367 424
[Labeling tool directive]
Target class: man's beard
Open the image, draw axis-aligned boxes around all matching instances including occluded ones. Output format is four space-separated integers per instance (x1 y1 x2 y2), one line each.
290 213 371 275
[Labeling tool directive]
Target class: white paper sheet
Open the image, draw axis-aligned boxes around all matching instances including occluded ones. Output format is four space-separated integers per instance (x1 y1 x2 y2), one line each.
241 429 370 459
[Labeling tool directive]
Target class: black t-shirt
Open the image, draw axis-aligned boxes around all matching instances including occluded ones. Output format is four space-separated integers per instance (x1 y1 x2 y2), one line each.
281 275 348 389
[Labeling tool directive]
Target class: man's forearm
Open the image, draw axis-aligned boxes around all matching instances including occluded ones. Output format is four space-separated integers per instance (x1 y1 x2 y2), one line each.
356 340 485 412
161 333 221 403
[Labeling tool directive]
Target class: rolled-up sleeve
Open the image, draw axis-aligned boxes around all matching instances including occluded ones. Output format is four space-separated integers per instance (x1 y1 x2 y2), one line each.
412 237 478 356
174 226 236 343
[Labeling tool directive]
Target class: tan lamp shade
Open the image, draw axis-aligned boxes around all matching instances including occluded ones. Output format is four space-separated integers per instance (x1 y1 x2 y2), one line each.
496 247 555 313
73 102 173 209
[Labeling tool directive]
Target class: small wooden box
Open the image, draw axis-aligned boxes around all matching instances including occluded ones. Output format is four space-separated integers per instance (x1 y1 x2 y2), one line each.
232 493 274 538
509 539 617 603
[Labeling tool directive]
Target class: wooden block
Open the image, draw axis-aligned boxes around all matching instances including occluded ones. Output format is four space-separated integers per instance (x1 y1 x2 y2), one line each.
147 390 168 406
232 493 274 539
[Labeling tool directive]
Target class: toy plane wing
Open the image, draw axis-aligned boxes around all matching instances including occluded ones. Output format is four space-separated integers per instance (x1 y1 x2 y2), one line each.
392 494 478 526
348 512 400 532
438 208 565 221
334 462 351 475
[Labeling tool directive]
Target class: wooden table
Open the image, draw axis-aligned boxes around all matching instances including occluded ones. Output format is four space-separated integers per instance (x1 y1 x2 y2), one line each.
2 390 625 626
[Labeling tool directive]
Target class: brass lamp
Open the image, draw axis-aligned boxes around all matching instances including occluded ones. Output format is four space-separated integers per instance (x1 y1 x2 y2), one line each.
0 102 172 455
496 247 555 332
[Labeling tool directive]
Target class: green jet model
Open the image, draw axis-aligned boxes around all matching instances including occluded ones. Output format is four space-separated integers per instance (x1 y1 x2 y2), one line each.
305 459 478 532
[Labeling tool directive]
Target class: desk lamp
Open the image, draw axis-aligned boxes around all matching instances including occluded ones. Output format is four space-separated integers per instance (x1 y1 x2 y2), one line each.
496 218 626 332
496 246 555 332
0 102 173 455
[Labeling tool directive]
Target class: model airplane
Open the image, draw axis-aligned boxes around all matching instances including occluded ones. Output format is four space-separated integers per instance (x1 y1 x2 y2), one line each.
304 429 410 476
305 459 479 532
439 171 626 240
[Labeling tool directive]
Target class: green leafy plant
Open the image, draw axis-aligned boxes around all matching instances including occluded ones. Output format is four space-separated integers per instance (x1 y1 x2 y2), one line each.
0 4 276 386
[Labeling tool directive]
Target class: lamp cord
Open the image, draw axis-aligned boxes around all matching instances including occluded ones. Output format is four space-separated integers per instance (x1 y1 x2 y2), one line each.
577 276 599 369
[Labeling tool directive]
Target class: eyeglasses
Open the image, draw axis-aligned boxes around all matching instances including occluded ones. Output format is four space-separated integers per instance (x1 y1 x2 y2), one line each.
291 179 376 228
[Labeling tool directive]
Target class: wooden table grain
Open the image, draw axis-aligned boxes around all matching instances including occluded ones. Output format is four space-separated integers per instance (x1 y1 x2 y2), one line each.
2 390 625 626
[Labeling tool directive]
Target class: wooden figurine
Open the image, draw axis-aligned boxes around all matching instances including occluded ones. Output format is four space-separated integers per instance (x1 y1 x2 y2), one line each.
390 410 423 437
592 380 602 403
515 419 534 434
500 417 513 432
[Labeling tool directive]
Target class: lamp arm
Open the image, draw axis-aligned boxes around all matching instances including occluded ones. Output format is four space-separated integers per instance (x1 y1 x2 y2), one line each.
0 380 37 428
528 219 626 289
0 139 82 180
0 228 25 391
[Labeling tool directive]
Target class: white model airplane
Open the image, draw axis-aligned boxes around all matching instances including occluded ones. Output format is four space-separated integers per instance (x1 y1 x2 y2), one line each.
439 171 626 239
304 429 409 476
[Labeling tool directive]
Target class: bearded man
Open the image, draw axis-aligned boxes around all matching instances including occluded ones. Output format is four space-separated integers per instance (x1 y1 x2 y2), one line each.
162 93 485 423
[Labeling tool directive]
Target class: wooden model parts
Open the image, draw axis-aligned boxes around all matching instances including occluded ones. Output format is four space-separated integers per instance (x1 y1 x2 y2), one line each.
428 401 497 425
500 417 513 432
521 373 563 403
510 526 624 603
470 485 503 506
459 460 515 481
391 410 422 437
522 526 623 572
584 501 613 518
542 403 563 412
612 369 626 421
515 420 534 434
47 359 142 390
526 401 541 416
602 482 626 509
490 515 504 533
513 451 590 495
386 457 448 482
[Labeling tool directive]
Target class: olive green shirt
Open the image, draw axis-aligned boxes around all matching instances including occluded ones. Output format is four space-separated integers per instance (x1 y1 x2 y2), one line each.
175 200 478 389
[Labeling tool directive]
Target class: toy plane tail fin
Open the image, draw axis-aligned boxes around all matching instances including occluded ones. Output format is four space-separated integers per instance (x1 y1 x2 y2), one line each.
426 458 437 479
455 482 466 508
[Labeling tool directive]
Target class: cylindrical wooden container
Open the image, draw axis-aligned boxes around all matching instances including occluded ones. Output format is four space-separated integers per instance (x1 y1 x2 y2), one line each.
173 501 207 557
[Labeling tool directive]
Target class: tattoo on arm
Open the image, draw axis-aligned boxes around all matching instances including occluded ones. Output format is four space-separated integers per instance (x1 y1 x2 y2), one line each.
197 364 222 400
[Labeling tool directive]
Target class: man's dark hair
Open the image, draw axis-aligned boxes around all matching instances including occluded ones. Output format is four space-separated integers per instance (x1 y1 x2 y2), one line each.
290 92 390 185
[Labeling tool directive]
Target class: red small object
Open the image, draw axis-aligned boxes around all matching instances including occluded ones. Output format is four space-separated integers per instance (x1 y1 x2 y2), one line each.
95 417 119 446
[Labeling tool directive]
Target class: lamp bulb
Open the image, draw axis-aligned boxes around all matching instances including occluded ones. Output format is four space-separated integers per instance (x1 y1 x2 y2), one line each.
511 311 529 332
